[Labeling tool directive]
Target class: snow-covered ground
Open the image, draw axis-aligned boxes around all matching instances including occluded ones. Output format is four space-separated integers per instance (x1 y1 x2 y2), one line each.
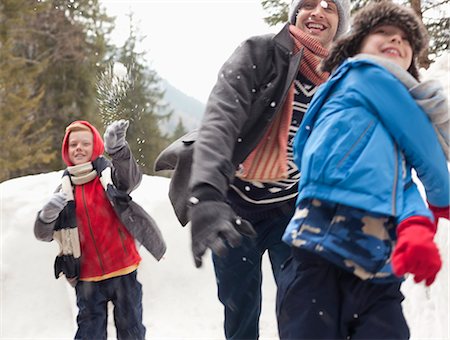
0 171 448 339
0 173 279 339
1 53 449 339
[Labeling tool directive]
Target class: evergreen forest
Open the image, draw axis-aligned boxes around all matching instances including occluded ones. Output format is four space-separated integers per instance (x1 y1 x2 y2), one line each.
1 0 448 182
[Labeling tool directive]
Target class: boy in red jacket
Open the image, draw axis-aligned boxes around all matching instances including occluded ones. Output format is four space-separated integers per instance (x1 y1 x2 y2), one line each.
35 120 166 340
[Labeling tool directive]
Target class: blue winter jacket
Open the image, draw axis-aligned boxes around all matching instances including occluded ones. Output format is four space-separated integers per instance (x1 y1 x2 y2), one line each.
293 58 449 223
282 58 449 282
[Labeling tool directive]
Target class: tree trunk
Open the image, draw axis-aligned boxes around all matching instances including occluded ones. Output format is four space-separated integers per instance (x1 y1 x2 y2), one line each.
410 0 431 69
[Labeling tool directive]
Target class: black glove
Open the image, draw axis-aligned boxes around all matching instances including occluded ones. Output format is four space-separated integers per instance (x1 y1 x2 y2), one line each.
54 255 80 280
189 200 257 268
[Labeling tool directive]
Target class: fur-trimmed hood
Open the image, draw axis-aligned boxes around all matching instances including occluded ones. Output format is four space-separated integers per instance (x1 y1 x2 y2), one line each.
322 1 429 80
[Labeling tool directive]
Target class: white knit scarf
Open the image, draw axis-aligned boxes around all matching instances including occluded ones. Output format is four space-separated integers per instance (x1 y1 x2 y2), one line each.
53 157 115 279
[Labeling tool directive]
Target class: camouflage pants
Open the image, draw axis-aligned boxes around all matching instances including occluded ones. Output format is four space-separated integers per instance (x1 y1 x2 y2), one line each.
282 198 401 282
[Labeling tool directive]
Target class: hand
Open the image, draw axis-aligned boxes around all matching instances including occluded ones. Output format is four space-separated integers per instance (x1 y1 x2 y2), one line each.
428 201 449 225
39 192 68 223
104 119 129 154
190 200 257 268
392 216 441 286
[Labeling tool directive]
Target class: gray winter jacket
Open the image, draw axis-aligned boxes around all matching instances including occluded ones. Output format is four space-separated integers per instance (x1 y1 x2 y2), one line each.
35 144 166 261
154 24 303 225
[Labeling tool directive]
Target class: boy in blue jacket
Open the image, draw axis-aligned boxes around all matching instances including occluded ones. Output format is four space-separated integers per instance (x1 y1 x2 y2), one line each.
277 1 449 339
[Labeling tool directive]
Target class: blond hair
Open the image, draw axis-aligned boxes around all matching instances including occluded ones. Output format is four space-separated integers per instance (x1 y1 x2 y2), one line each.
66 122 91 134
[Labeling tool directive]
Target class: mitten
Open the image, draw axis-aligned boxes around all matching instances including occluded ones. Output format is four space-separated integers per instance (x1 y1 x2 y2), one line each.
392 216 441 286
39 192 68 223
428 201 449 224
189 199 257 268
104 119 129 154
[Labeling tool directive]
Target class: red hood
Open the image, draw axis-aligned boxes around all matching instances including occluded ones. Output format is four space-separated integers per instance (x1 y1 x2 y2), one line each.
62 121 104 166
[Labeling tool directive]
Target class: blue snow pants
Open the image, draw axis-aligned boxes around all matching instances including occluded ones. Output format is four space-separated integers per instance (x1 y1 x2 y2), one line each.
212 208 292 340
276 248 410 339
74 270 146 340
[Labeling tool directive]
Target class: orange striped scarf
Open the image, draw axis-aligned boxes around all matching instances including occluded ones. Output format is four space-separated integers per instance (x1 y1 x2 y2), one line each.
237 25 329 182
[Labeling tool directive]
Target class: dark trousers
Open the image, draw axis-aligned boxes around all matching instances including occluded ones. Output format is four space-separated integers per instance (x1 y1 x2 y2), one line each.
74 270 146 340
277 249 410 339
212 210 292 340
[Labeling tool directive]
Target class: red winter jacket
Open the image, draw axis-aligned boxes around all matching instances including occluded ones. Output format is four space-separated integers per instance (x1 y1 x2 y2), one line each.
62 121 141 281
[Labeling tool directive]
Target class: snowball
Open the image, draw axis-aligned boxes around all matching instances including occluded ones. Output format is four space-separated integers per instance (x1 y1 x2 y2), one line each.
113 62 128 80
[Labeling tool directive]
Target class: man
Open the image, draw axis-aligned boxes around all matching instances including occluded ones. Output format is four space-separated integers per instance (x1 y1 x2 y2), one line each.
155 0 350 338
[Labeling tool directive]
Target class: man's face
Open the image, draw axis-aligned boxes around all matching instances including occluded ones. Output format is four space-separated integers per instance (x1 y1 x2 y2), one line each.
68 130 94 165
360 25 413 71
295 0 339 48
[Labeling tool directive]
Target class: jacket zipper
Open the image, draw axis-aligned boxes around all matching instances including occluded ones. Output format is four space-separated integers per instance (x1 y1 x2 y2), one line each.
81 185 105 275
240 48 303 163
118 228 128 254
336 121 374 168
391 145 398 216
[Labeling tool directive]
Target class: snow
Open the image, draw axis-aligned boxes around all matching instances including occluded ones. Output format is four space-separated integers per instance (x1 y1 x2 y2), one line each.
1 171 448 339
1 53 449 339
113 62 128 81
0 173 278 339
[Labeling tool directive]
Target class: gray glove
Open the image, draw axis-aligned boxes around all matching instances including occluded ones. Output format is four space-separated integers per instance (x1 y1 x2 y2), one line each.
190 200 257 268
39 192 68 223
104 119 129 154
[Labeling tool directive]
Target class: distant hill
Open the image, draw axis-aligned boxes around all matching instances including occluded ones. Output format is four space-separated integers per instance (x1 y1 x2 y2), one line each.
159 79 205 133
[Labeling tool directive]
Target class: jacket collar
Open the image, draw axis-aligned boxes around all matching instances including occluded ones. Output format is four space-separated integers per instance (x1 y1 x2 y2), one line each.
273 23 295 53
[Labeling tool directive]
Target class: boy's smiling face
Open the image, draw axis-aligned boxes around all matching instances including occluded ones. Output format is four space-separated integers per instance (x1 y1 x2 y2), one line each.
68 130 94 165
359 24 413 71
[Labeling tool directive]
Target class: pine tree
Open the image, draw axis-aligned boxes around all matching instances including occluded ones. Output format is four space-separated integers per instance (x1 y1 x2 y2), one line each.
261 0 289 26
170 118 188 142
98 12 170 174
0 0 54 182
32 0 114 171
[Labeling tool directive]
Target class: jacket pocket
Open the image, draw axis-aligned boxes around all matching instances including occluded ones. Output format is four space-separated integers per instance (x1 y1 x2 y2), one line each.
154 129 197 171
181 129 198 145
302 108 377 185
335 120 375 171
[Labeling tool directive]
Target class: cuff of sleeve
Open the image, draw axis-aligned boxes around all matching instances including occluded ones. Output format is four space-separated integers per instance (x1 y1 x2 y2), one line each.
397 215 437 235
191 184 224 202
106 142 128 155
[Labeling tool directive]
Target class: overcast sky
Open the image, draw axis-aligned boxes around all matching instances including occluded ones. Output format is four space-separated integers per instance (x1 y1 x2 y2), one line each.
100 0 285 103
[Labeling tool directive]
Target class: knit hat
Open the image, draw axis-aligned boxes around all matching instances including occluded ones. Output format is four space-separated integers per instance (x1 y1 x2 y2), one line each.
288 0 351 39
322 1 429 80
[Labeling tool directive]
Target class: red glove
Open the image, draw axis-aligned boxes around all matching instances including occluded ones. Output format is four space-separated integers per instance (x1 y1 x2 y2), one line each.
392 216 441 286
428 202 449 224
